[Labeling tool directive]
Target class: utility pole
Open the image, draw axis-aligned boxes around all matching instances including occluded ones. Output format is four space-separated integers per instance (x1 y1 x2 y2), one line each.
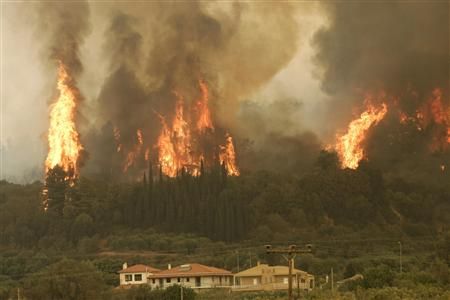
265 244 313 300
398 241 402 274
236 250 240 273
180 284 183 300
331 268 334 295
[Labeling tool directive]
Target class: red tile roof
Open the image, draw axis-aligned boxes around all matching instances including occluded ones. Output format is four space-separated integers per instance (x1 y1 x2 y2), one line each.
148 263 232 278
118 264 160 274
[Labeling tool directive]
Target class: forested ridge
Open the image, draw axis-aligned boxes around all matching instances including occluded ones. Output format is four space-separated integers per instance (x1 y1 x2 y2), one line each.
0 151 449 299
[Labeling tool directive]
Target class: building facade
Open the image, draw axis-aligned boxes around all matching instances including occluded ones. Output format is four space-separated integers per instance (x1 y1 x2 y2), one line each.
118 263 161 286
148 263 233 290
234 263 314 292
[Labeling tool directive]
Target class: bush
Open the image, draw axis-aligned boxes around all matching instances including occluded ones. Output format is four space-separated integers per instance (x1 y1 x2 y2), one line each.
363 265 394 289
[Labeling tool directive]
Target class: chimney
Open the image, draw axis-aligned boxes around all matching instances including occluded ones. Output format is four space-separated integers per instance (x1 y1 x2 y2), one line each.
122 262 128 270
168 264 172 270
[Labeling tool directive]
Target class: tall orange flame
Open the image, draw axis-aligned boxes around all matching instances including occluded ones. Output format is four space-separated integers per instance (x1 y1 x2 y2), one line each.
45 62 83 178
173 93 193 164
336 102 388 169
157 117 178 177
219 134 240 176
156 80 239 177
197 79 214 131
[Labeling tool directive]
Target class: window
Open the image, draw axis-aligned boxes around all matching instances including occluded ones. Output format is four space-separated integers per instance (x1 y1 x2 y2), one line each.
186 278 190 282
283 278 288 284
125 275 132 282
253 278 258 285
177 277 181 283
134 274 142 281
300 278 305 283
166 278 171 283
152 279 156 284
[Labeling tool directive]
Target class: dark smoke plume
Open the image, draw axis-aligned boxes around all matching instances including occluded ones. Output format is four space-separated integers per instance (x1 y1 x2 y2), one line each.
85 2 304 178
36 1 91 171
37 1 90 75
84 12 149 178
314 1 450 182
314 1 449 125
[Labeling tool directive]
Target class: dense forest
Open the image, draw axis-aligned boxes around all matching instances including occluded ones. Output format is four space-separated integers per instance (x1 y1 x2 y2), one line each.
0 151 449 299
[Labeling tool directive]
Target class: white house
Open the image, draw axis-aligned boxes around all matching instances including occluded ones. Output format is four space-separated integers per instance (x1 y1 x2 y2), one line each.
147 263 233 290
118 263 161 287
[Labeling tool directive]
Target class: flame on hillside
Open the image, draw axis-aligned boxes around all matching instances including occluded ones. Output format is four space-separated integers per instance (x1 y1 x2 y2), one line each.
45 62 83 180
156 80 239 177
220 134 240 176
196 79 214 132
336 100 388 169
397 88 450 151
123 129 144 172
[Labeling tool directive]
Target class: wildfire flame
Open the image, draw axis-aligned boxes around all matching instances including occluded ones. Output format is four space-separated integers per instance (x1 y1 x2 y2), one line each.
219 134 240 176
157 116 178 177
123 129 144 172
197 79 214 132
156 80 239 177
45 62 83 179
156 94 199 177
336 101 388 169
428 88 450 145
113 126 122 152
398 88 450 150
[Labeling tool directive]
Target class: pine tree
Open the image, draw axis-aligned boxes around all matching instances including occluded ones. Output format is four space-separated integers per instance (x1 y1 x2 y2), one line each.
44 166 69 217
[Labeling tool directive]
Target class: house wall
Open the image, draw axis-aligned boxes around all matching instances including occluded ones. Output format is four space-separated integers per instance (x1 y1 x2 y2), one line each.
235 274 314 291
149 276 233 289
119 272 148 286
239 276 260 286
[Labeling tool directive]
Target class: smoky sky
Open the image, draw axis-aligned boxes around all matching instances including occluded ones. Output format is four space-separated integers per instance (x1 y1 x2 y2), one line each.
313 1 450 180
313 1 449 126
3 1 449 182
83 2 309 178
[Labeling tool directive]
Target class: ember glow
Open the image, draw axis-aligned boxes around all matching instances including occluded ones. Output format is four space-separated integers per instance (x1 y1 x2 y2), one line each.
397 88 450 151
336 101 388 169
113 126 122 153
427 88 450 146
45 62 83 179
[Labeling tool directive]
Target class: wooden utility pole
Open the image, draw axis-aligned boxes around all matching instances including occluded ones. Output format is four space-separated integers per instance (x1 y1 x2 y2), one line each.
265 244 313 300
236 250 240 273
331 268 334 295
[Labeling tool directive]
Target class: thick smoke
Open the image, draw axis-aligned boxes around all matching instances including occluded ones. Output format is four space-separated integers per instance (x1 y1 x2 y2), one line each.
37 1 90 75
314 2 450 182
237 99 322 174
314 1 449 126
83 2 308 178
36 1 91 172
84 12 149 177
